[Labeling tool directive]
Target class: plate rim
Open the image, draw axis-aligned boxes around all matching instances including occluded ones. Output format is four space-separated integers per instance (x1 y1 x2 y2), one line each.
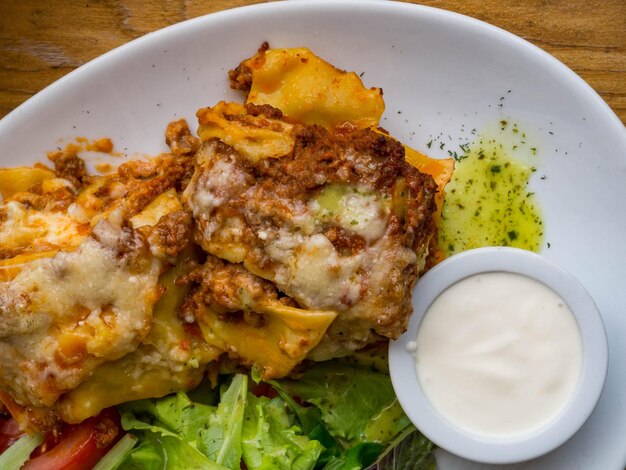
1 0 625 140
0 1 624 468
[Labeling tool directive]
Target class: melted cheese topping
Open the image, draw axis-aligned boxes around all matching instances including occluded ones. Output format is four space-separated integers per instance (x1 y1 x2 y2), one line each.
0 46 455 429
314 185 388 243
57 254 221 423
290 234 362 308
16 239 156 338
190 149 248 219
0 201 86 252
0 162 204 423
0 221 161 409
184 136 427 361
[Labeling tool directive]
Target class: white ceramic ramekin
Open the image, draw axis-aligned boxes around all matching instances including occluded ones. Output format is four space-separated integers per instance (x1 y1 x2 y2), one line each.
389 246 608 464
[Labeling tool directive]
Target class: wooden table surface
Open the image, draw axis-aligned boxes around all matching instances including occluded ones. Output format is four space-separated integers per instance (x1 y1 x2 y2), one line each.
1 0 625 125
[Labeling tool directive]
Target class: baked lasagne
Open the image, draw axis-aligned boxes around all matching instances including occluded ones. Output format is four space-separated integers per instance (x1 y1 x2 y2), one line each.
0 44 453 433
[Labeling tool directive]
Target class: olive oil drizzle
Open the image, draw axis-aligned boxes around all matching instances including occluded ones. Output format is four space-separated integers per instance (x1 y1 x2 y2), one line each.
438 131 544 257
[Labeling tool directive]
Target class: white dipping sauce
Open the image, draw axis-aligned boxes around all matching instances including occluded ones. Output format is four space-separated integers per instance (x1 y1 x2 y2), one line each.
415 272 582 438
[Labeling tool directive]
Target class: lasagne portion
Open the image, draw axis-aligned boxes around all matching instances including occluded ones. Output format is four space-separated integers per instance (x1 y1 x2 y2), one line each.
179 254 337 379
0 123 209 428
184 102 438 359
0 45 453 432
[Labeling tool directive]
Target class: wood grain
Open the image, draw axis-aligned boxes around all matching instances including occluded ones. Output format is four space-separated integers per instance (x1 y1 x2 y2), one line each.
1 0 624 124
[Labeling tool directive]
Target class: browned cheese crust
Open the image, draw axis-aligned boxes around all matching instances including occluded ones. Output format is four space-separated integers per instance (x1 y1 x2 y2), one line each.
184 105 437 360
0 91 440 430
0 121 205 430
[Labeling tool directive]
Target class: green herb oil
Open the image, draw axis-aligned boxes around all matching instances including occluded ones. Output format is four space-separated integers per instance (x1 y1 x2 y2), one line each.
438 134 543 256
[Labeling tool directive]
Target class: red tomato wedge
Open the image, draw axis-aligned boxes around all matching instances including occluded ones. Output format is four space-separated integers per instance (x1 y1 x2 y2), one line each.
0 415 24 453
249 381 278 399
22 408 121 470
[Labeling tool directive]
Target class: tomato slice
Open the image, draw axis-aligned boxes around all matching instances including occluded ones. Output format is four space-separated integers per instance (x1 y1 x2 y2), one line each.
0 415 24 453
249 381 278 399
22 408 121 470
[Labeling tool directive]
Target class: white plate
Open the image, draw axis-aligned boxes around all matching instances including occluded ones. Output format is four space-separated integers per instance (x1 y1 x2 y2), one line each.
1 1 625 468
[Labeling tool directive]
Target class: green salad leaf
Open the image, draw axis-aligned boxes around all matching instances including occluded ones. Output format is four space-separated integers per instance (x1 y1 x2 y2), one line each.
324 442 385 470
364 400 411 444
118 379 244 470
275 362 402 444
197 374 247 468
242 394 323 470
120 412 228 470
368 426 436 470
92 433 138 470
272 361 428 469
270 378 340 466
112 363 435 470
121 432 227 470
0 433 43 470
121 392 216 445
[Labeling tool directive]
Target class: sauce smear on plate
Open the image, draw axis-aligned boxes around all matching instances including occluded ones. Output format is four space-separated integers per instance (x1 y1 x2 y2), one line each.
438 132 543 257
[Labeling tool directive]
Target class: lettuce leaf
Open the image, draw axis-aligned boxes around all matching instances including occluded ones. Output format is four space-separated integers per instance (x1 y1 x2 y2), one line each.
115 365 434 470
272 362 421 469
270 379 340 467
197 374 247 468
0 433 43 469
363 400 411 444
119 376 248 470
242 393 323 470
275 363 403 444
367 426 436 470
92 434 138 470
120 413 228 470
121 432 227 470
323 442 384 470
120 392 216 445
